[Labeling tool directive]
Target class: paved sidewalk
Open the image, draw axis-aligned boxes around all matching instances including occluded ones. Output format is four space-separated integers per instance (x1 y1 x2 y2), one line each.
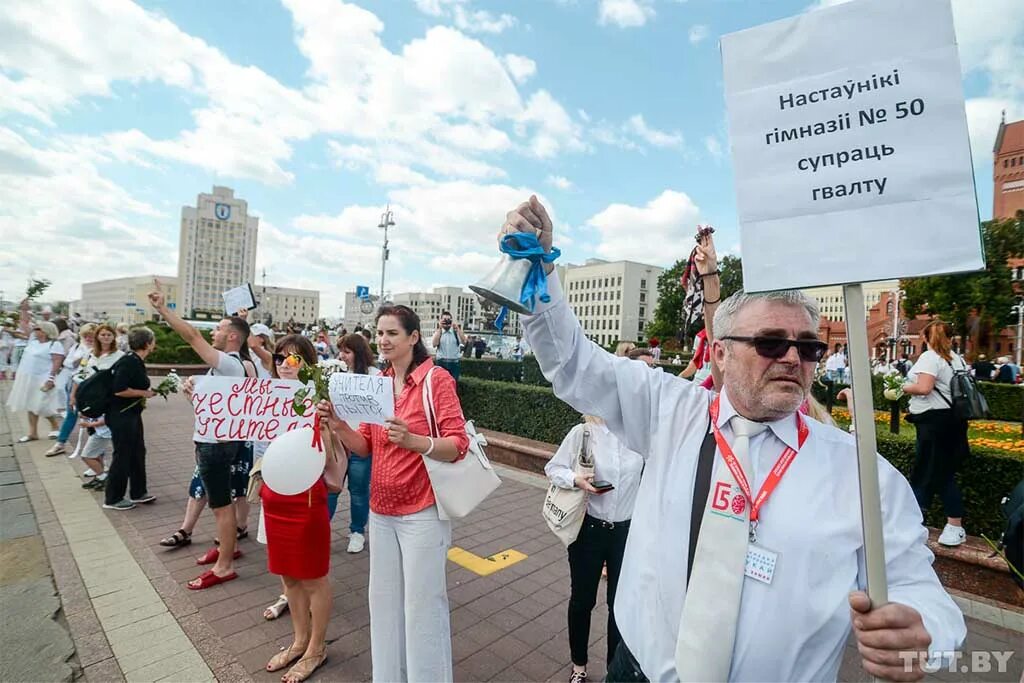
4 390 1021 682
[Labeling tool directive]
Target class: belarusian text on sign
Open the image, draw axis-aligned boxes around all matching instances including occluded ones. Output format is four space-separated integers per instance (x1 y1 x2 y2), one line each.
192 377 314 441
329 373 395 425
721 0 984 292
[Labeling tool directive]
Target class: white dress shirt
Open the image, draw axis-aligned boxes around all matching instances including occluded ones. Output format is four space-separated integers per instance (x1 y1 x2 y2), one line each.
523 272 965 682
545 422 644 523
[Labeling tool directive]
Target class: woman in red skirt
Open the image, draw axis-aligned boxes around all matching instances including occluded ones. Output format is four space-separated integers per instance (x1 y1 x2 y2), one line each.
262 334 344 683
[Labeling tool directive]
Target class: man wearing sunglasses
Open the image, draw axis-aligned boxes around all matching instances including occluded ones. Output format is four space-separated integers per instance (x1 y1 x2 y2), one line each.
500 196 963 683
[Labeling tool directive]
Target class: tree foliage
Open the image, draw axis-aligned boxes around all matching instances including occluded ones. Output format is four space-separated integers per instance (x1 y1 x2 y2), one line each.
647 253 744 342
900 216 1023 344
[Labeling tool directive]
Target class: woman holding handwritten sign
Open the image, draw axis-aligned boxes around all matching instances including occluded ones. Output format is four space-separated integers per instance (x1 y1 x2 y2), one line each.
262 334 344 682
317 305 469 683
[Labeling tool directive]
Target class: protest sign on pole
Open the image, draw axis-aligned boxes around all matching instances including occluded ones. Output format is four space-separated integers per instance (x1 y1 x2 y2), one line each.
329 373 395 426
192 376 314 442
721 0 985 611
223 283 257 316
722 0 983 293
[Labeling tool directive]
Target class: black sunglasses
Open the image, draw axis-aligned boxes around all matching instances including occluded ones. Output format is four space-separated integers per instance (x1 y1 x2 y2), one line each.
272 352 303 366
721 336 828 362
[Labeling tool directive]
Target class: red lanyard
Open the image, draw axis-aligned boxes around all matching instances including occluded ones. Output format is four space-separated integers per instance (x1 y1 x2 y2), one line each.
709 396 809 528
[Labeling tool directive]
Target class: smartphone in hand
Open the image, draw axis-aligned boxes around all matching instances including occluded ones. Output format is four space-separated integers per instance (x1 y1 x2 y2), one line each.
591 480 615 493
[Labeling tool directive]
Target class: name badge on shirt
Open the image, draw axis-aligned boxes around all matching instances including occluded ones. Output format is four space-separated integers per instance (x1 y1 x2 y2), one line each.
744 544 778 585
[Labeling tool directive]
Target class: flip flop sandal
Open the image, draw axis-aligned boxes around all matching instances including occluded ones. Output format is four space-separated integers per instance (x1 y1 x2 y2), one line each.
159 529 192 548
266 644 304 672
196 547 243 565
283 650 328 683
17 436 38 443
264 595 290 621
187 569 238 590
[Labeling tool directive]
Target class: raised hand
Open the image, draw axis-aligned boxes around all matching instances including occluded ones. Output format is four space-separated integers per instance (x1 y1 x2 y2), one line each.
499 195 553 254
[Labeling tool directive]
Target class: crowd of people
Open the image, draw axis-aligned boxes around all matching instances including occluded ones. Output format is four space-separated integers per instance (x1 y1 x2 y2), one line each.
5 196 1012 682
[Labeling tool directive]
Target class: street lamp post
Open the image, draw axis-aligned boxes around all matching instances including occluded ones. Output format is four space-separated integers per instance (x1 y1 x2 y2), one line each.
378 206 395 304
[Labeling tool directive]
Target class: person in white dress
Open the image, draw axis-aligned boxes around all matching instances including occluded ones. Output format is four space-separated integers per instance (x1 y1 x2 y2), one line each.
6 320 66 442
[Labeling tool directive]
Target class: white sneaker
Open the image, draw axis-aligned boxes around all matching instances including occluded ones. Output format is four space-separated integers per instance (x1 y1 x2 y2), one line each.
937 524 966 547
47 430 59 439
83 468 96 478
347 532 365 553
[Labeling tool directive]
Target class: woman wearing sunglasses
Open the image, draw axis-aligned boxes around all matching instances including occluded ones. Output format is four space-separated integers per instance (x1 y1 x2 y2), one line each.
317 305 469 683
261 334 344 682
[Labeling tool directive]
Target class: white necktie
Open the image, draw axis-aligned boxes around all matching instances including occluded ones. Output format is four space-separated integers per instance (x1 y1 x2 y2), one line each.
675 416 766 682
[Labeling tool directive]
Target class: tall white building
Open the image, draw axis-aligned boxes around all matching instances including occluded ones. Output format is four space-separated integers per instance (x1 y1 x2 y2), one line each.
72 276 180 325
802 280 900 321
178 186 258 318
256 285 320 325
562 259 663 346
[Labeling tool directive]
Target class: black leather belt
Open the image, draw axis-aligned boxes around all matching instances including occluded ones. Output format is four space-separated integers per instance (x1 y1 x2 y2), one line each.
583 513 630 530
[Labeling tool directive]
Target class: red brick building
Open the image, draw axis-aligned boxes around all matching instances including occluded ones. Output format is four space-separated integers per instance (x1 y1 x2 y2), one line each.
994 114 1024 219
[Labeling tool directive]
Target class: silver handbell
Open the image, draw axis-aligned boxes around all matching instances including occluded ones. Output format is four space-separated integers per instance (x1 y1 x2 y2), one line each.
469 254 534 314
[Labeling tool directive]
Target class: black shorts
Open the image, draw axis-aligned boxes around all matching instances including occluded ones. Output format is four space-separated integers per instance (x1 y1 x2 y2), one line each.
195 441 242 509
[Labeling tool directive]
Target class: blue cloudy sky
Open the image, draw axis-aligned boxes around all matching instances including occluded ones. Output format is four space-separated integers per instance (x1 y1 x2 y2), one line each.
1 0 1020 316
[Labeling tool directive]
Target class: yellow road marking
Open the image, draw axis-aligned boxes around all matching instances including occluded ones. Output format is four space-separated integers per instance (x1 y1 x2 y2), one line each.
447 547 528 576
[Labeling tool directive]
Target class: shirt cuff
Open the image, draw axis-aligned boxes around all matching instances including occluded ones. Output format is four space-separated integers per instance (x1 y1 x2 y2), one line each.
527 269 564 317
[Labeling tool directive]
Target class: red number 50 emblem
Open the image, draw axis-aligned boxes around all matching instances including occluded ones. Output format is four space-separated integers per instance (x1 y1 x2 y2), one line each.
711 481 732 510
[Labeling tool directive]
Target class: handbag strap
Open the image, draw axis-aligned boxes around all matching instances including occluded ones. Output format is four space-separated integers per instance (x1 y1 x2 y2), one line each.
687 412 716 587
421 366 440 438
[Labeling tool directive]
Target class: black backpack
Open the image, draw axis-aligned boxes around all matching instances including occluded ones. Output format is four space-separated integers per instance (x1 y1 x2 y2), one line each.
999 479 1024 589
939 358 989 421
76 357 126 418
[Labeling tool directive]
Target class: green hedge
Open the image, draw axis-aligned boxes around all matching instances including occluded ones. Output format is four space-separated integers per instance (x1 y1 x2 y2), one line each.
522 356 550 387
812 374 1022 423
142 322 211 365
460 358 523 383
459 377 1021 538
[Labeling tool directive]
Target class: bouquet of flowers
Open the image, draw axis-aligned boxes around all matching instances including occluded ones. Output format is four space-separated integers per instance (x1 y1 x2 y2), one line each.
122 370 182 412
292 358 348 416
881 371 905 402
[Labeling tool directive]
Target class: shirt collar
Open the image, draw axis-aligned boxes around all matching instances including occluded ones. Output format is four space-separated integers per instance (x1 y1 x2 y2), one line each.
383 358 435 386
717 388 802 452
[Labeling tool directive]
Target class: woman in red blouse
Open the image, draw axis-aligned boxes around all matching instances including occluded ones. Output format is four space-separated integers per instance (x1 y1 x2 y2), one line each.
318 305 469 683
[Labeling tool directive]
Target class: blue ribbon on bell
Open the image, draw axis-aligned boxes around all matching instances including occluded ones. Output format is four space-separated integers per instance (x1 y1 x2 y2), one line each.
495 232 561 329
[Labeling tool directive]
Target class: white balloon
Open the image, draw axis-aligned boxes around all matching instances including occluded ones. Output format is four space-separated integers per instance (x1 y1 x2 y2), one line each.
261 427 326 496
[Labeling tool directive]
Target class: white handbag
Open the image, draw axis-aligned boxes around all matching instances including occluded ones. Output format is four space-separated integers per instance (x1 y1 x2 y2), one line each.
421 366 501 520
542 425 594 547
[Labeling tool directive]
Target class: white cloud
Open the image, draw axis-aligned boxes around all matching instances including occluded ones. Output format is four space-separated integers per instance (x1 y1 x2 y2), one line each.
586 190 702 263
547 175 575 191
517 90 588 158
625 114 683 148
704 135 723 159
429 252 497 279
965 98 1024 169
503 54 537 84
453 5 517 34
598 0 655 28
0 127 175 302
688 24 709 44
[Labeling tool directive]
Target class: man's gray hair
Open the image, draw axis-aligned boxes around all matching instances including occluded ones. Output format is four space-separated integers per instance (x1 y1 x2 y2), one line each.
713 290 821 340
127 326 155 351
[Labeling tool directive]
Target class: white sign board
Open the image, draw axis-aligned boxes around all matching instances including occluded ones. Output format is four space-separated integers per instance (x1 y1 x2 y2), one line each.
223 283 256 316
722 0 984 292
192 376 315 441
329 373 395 426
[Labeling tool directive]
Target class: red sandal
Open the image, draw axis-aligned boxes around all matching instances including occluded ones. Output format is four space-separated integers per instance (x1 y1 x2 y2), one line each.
187 569 238 590
196 547 243 565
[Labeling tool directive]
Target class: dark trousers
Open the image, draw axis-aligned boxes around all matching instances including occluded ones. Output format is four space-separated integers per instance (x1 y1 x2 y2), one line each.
568 514 629 668
909 409 967 518
104 411 147 504
435 358 461 380
605 641 649 682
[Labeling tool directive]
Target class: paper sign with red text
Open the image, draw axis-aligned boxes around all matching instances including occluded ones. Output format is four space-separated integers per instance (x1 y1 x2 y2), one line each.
191 376 315 442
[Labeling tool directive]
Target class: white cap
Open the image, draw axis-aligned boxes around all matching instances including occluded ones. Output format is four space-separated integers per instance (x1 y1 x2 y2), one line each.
250 323 274 341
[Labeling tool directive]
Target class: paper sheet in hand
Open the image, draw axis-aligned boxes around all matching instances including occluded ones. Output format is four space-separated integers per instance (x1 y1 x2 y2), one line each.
223 284 256 316
329 373 395 425
721 0 983 292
